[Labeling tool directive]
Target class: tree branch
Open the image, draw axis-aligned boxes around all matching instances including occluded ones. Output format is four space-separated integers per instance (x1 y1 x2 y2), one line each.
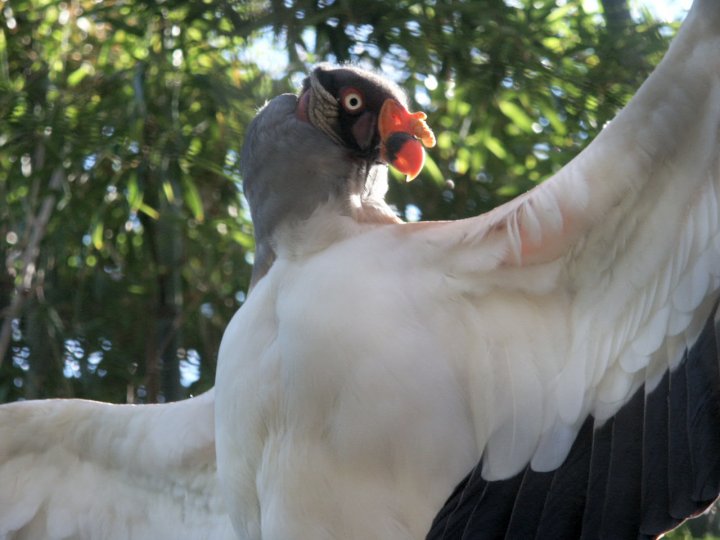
0 167 64 366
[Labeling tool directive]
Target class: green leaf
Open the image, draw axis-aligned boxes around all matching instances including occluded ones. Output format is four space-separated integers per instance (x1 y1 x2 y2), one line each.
540 103 567 136
67 63 93 87
497 184 519 197
422 153 444 185
127 174 141 208
162 180 176 204
138 203 159 220
91 222 104 250
436 131 453 150
0 29 8 81
485 136 507 160
182 177 205 222
498 100 534 133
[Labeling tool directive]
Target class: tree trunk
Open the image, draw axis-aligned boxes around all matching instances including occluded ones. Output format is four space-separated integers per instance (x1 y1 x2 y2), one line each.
601 0 632 36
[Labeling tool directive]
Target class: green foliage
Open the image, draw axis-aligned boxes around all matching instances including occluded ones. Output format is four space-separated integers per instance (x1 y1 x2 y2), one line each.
2 0 718 535
0 0 276 402
0 0 677 400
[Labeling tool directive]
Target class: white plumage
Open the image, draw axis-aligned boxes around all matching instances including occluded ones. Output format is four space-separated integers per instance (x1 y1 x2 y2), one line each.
0 391 233 539
2 1 720 538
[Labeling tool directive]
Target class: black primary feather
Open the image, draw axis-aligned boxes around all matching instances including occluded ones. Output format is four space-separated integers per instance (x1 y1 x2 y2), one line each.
427 305 720 540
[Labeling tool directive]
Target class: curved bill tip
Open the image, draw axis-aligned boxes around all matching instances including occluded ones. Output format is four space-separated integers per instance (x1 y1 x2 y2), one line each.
379 99 435 181
382 132 426 181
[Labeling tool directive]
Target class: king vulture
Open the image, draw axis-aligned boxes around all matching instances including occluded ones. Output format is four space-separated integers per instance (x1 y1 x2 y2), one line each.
2 0 720 538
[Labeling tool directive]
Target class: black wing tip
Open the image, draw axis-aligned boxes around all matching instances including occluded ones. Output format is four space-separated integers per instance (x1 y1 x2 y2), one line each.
427 305 720 540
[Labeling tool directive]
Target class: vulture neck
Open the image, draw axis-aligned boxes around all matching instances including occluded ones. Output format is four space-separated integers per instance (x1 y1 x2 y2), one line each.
248 161 400 290
344 160 402 225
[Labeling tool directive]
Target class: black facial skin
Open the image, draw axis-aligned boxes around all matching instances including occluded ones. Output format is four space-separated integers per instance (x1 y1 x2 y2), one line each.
305 65 409 159
382 132 415 164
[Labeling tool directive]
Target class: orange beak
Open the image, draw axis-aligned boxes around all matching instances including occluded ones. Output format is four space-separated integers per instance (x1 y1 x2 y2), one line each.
379 99 436 181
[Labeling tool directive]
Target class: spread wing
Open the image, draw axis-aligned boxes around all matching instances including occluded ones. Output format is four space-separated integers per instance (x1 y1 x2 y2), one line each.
0 390 234 540
405 0 720 536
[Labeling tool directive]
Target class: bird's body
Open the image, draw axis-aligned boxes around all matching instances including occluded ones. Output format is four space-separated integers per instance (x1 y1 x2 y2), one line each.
2 1 720 538
216 210 479 538
215 8 720 533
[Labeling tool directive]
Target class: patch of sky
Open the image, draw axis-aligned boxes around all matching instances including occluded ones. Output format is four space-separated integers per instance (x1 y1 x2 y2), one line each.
11 318 21 341
631 0 691 22
241 29 290 79
83 153 97 171
63 339 85 379
405 204 422 222
179 348 201 387
124 212 143 233
12 346 30 372
87 351 103 374
201 302 215 318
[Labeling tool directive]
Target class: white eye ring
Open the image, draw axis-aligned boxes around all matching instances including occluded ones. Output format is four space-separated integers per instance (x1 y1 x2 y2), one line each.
342 91 364 112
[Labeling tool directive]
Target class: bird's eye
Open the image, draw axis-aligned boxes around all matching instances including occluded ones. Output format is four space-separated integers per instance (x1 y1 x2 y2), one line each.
340 89 364 113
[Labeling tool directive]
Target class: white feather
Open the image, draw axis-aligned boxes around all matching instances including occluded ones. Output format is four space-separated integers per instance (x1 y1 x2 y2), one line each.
0 392 233 539
1 2 719 538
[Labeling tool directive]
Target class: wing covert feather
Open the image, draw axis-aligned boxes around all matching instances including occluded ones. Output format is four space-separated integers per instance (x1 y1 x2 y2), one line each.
401 0 720 480
0 390 233 540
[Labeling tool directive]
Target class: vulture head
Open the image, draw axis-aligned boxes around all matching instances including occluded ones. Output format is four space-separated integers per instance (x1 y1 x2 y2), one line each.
241 64 435 286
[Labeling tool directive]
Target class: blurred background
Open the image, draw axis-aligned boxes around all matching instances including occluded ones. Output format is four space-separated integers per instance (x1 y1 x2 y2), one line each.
0 0 714 536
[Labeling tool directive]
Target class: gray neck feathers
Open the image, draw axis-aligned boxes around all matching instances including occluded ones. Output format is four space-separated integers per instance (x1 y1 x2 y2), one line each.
241 94 395 288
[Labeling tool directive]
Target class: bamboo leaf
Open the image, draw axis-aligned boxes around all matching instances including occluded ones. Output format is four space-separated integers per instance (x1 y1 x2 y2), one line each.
182 177 205 222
